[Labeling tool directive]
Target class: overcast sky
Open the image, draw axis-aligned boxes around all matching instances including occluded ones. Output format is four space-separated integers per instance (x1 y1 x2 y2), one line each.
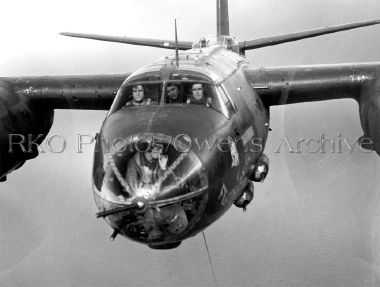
1 0 380 286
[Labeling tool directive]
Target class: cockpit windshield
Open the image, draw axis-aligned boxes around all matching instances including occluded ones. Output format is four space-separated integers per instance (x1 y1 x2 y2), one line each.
110 79 236 119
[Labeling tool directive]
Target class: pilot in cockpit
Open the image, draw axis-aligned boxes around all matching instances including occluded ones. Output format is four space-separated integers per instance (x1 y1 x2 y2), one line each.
166 83 181 103
186 83 212 107
125 84 152 106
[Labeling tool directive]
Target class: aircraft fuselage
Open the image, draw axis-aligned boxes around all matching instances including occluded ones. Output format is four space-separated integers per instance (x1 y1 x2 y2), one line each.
92 46 269 248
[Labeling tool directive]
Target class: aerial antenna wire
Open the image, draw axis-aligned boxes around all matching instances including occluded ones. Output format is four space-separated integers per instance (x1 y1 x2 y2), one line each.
175 19 179 69
202 231 218 287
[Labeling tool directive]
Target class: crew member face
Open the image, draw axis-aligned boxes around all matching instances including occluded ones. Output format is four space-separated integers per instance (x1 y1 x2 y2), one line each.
192 84 203 100
167 85 179 100
149 144 163 160
132 85 145 102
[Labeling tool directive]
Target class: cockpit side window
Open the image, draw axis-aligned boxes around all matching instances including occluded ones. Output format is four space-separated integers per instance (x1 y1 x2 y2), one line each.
216 86 237 118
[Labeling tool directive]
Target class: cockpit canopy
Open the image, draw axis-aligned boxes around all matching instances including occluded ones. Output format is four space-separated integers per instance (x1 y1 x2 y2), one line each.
192 35 239 53
109 76 237 119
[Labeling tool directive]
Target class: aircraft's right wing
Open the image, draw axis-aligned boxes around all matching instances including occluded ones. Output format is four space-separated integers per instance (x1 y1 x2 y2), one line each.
244 63 380 155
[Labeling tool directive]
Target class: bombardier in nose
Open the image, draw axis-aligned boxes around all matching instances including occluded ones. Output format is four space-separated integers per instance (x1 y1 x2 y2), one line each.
93 128 209 248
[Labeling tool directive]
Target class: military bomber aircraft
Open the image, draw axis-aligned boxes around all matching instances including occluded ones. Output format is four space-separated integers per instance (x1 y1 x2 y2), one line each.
1 0 380 249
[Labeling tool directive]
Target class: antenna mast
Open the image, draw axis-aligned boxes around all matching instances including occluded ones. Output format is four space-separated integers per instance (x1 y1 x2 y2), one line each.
175 19 179 69
216 0 229 36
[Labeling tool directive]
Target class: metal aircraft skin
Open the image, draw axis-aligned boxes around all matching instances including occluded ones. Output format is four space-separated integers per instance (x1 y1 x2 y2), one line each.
1 0 380 249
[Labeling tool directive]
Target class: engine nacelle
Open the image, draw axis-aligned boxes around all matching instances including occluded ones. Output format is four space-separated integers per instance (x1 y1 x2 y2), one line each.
234 181 254 211
0 79 54 180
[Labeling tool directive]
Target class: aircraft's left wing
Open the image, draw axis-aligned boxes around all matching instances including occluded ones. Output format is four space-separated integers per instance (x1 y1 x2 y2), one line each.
0 74 128 180
244 63 380 155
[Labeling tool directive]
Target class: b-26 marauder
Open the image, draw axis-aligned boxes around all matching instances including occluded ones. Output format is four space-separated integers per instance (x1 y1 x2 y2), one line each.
1 0 380 249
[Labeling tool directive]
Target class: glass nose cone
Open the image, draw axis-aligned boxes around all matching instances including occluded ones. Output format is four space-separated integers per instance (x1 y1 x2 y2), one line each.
93 133 208 245
99 133 207 202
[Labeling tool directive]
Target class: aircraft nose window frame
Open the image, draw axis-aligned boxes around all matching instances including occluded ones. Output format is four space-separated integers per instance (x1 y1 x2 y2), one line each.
216 85 237 118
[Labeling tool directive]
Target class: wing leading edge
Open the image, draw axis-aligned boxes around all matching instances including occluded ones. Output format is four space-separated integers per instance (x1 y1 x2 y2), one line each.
0 74 128 110
245 63 379 106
